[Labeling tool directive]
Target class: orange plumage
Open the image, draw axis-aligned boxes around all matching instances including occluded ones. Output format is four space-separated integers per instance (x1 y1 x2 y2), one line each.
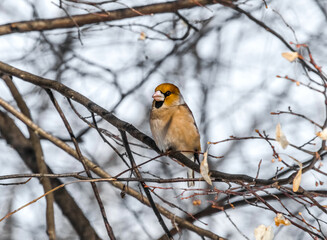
150 83 201 187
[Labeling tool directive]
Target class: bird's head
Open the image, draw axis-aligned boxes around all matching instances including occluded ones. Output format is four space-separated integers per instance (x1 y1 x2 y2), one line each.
152 83 184 109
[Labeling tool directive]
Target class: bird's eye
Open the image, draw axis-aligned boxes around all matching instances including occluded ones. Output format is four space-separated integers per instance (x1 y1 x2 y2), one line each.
165 91 171 97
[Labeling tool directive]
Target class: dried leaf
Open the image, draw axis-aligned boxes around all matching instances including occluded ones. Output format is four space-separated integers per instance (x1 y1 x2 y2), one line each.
254 225 274 240
276 123 289 149
275 213 291 226
316 128 327 140
315 151 321 160
139 32 146 40
292 158 303 192
282 52 299 62
293 168 302 192
200 150 212 185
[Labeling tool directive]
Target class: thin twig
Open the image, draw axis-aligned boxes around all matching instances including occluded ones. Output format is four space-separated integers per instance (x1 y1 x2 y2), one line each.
46 89 116 240
119 130 173 240
223 210 249 240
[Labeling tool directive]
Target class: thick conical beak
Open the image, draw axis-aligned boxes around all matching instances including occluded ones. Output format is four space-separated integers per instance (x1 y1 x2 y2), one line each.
152 91 165 102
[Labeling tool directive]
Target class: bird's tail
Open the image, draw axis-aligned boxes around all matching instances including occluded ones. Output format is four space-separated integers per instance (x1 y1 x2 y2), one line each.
187 168 195 187
187 153 199 187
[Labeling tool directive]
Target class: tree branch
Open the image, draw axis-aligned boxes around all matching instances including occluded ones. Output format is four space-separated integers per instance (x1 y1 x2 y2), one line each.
120 130 173 239
0 60 303 186
46 89 116 240
0 0 233 36
0 95 225 240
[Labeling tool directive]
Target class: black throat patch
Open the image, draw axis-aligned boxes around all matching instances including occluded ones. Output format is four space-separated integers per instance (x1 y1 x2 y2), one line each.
155 101 164 109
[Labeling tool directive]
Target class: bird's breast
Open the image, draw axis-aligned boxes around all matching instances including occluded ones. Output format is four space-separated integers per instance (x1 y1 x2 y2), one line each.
150 108 172 151
150 105 201 154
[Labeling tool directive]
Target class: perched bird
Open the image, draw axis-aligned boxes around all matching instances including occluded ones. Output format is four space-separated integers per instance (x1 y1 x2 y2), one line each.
150 83 201 187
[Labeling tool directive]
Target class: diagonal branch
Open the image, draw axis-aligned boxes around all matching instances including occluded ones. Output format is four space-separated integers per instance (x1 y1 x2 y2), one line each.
0 60 300 186
120 130 173 239
0 96 225 240
228 4 321 76
46 89 116 240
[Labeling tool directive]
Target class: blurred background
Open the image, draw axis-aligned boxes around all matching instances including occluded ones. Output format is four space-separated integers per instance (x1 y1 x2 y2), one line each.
0 0 326 239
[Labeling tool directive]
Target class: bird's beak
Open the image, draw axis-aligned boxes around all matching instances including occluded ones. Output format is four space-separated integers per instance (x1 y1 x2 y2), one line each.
152 91 165 102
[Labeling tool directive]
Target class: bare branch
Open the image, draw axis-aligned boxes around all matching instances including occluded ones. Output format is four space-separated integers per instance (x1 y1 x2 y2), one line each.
0 0 232 36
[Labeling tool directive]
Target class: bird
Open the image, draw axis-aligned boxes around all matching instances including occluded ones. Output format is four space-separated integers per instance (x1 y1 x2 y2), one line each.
149 83 201 187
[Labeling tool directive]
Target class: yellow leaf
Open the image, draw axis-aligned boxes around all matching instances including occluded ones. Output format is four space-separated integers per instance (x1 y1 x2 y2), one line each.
291 158 303 192
274 213 291 226
276 123 289 149
316 128 327 140
254 225 274 240
282 52 299 62
200 150 212 185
